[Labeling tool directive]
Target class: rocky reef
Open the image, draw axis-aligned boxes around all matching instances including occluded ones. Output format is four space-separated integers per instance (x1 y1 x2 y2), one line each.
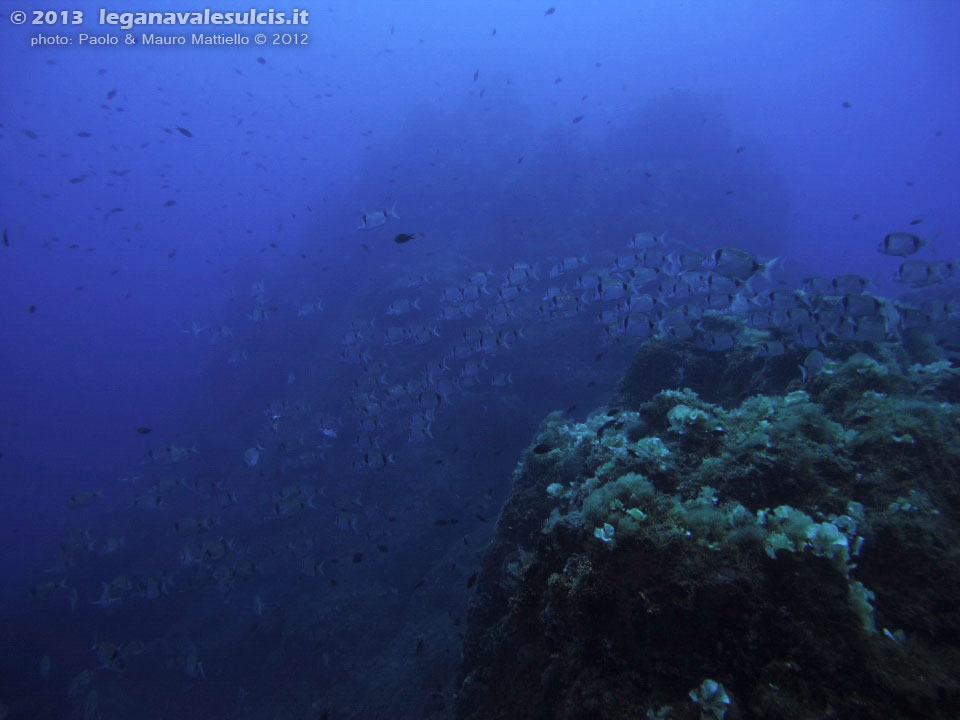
455 340 960 720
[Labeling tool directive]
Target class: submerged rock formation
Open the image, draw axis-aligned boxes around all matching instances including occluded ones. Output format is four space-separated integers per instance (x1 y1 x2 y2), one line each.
456 340 960 720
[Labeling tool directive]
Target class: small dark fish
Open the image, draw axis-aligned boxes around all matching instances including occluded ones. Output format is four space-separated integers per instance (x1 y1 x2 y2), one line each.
68 176 85 184
910 219 923 225
167 250 176 258
176 126 192 137
106 88 117 99
2 228 7 247
553 77 562 84
257 57 266 64
852 213 861 221
434 519 449 526
572 115 583 124
476 513 487 523
594 350 605 362
491 28 496 35
736 146 745 153
517 156 524 164
28 305 36 313
597 419 617 440
565 404 578 414
473 69 479 82
466 571 478 589
377 545 389 553
352 552 363 563
393 233 418 244
415 639 424 655
136 427 152 434
842 101 851 108
77 131 92 137
586 380 596 387
163 200 176 207
269 242 278 248
361 243 371 253
905 180 914 187
545 7 555 15
532 443 552 454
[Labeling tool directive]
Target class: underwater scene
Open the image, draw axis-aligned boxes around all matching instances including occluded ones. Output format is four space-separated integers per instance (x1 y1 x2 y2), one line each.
1 1 959 718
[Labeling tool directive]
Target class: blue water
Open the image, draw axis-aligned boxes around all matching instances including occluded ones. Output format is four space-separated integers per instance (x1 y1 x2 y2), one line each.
1 1 958 718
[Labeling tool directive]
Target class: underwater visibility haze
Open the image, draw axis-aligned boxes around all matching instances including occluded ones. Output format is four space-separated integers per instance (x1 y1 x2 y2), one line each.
1 1 959 718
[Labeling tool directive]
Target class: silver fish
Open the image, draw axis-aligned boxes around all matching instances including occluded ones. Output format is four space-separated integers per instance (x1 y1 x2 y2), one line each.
628 231 667 249
800 350 826 382
549 256 587 278
842 294 883 317
831 274 870 295
297 300 323 317
699 331 736 352
893 260 955 287
705 247 779 280
357 204 398 230
878 232 927 257
387 298 420 315
757 340 786 357
383 326 406 345
243 444 262 467
92 640 126 671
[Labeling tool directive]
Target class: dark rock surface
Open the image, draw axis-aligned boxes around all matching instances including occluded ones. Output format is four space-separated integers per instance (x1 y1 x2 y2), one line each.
455 341 960 720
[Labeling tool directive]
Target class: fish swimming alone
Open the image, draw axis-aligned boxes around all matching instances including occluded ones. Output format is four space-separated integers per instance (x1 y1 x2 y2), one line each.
358 205 399 231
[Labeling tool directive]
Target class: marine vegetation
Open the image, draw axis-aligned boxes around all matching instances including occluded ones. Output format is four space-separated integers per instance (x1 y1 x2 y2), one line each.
455 339 960 720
